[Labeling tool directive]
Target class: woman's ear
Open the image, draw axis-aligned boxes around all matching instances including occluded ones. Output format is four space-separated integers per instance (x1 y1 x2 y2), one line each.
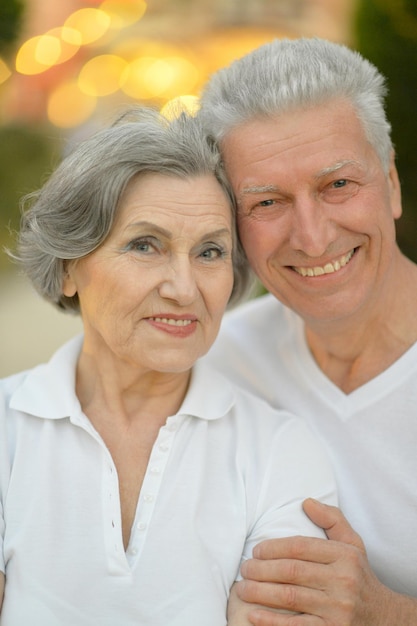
62 261 77 297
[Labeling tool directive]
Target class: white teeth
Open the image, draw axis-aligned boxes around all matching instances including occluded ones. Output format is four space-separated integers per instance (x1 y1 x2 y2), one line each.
152 317 193 326
294 249 355 277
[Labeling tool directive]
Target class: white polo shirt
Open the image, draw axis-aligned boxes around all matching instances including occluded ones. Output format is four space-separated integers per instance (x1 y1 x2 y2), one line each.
205 293 417 596
0 336 337 626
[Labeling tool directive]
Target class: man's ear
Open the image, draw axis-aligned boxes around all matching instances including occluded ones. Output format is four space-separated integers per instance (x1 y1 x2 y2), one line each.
387 151 402 220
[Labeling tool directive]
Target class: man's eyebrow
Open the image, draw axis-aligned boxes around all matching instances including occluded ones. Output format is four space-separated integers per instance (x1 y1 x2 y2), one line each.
315 160 362 179
240 184 281 196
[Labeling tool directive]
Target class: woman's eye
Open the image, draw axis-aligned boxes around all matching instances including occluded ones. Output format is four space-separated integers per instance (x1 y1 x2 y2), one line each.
200 246 224 260
127 237 157 253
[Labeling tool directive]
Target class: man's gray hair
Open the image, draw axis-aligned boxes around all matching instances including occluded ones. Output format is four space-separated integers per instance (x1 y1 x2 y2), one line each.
199 37 393 171
12 108 253 313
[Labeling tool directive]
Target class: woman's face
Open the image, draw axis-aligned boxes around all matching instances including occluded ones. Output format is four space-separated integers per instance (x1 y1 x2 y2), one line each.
63 173 234 375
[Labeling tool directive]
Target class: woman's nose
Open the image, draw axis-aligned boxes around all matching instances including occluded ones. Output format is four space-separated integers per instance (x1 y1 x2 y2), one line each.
158 255 199 305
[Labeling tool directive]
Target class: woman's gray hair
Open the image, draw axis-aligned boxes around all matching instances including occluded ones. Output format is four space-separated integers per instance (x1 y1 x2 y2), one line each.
12 107 253 313
199 37 393 172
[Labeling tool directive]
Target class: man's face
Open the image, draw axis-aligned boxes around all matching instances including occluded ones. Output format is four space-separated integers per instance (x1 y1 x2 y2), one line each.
221 99 402 326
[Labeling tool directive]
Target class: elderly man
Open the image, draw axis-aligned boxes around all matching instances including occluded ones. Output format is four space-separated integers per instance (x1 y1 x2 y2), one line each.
200 38 417 625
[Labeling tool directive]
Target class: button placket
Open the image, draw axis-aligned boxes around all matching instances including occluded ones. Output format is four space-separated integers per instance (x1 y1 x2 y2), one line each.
126 417 180 566
102 453 131 575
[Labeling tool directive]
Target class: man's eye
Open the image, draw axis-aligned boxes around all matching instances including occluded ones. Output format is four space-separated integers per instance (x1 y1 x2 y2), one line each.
259 199 275 206
332 179 348 188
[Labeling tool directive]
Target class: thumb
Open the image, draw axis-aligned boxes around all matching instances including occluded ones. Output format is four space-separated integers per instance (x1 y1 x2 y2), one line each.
303 498 366 551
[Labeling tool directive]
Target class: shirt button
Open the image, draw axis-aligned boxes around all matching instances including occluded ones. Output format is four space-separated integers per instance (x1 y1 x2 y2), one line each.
150 466 161 475
159 443 169 452
130 547 138 555
137 522 147 531
166 421 178 432
143 494 154 503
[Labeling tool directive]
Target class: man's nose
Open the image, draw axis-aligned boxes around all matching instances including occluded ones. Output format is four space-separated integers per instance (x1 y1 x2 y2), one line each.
289 195 336 258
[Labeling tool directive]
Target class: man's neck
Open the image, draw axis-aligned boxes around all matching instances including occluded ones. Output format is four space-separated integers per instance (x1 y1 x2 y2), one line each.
304 254 417 393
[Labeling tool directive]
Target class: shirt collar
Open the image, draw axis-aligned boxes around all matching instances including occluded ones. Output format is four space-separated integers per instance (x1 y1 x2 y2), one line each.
10 335 84 419
178 359 236 421
10 336 236 423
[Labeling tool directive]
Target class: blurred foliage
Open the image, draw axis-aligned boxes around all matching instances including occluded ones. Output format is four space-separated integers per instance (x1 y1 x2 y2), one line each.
354 0 417 261
0 125 59 271
0 0 24 52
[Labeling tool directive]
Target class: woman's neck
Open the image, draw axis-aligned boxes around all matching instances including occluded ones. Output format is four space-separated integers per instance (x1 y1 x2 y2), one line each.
75 348 191 431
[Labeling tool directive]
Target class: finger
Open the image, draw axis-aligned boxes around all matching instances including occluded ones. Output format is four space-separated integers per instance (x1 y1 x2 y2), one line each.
252 534 337 563
248 608 319 626
303 498 366 550
241 557 330 589
235 578 325 615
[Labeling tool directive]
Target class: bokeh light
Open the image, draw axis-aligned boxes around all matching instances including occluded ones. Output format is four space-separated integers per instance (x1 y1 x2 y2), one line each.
46 27 82 64
78 54 128 96
120 54 199 100
4 0 328 131
99 0 147 30
64 8 111 45
16 35 60 74
47 81 97 127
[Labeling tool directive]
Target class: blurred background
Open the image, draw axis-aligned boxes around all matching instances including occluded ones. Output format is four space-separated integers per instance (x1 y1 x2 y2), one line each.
1 0 416 376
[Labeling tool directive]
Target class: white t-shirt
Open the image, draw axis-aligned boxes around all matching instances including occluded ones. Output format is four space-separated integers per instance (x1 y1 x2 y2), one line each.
0 335 336 626
205 293 417 597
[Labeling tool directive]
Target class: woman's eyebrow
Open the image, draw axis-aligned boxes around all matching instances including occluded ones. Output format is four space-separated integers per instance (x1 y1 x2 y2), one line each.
123 221 172 238
123 223 231 241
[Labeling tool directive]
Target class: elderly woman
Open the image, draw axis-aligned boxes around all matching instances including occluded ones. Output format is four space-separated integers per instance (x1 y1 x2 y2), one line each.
0 108 336 625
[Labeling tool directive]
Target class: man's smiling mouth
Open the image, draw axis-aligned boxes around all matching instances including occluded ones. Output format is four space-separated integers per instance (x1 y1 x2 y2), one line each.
292 248 356 277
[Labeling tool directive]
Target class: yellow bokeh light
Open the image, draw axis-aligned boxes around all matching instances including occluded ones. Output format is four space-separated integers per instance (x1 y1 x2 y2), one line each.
120 57 160 99
48 81 97 128
46 27 82 64
16 35 60 74
100 0 147 30
113 38 183 63
78 54 128 96
35 35 61 66
160 96 200 120
0 57 12 84
121 55 200 100
141 58 174 97
64 8 111 46
157 56 199 98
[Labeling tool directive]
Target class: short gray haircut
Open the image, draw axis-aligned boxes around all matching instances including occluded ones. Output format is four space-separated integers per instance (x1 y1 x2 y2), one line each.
12 108 253 313
199 37 393 171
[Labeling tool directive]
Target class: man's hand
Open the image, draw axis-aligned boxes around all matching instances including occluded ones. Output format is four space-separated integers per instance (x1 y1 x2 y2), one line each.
235 499 417 625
